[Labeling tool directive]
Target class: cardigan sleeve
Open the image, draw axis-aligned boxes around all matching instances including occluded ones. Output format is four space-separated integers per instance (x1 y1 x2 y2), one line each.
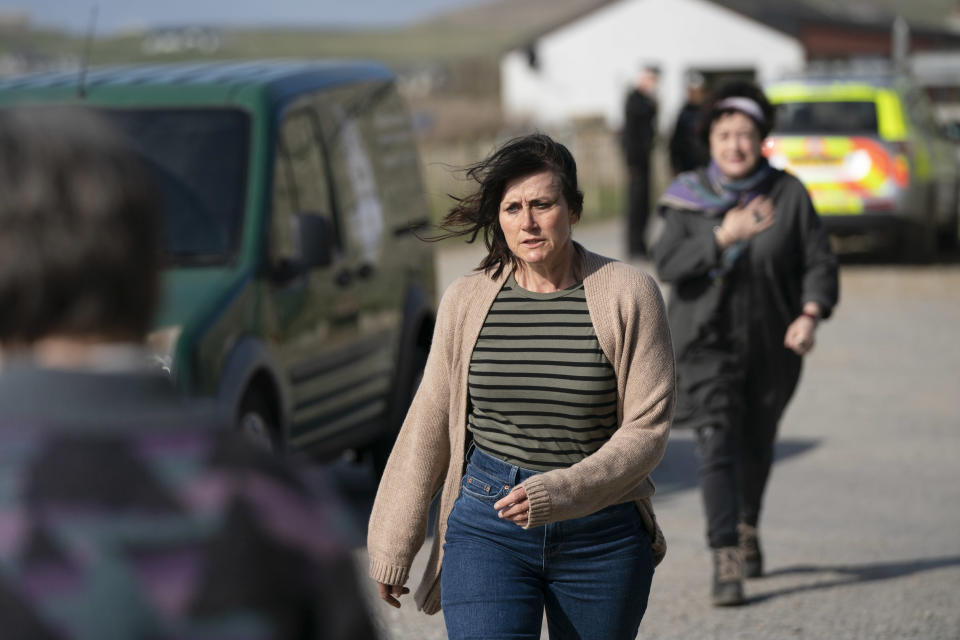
366 279 464 586
520 268 675 528
652 206 722 283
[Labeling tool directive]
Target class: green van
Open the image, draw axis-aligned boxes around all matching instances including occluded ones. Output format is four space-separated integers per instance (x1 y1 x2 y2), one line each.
0 61 436 464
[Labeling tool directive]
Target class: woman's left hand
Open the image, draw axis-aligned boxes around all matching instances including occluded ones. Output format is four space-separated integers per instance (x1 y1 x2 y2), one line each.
494 485 529 527
784 315 817 356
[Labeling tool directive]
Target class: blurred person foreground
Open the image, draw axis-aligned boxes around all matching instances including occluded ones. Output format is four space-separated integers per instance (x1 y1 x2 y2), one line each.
0 107 376 640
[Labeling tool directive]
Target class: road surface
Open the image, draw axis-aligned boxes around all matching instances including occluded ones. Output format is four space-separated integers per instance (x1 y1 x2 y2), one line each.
343 218 960 639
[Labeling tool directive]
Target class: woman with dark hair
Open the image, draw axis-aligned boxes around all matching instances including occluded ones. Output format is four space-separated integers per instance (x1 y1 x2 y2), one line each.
652 81 839 606
367 133 675 639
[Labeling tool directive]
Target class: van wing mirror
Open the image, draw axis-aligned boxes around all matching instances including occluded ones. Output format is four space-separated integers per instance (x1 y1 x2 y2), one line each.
297 212 334 269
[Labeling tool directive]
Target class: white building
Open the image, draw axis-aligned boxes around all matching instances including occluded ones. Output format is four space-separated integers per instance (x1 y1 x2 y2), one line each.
500 0 806 132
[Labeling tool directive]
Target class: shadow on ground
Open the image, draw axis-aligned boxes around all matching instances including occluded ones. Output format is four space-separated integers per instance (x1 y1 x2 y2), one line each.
651 431 820 499
327 432 821 544
835 241 960 266
746 555 960 604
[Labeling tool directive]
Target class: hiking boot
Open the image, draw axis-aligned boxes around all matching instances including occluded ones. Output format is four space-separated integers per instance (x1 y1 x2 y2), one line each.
738 523 763 578
711 546 745 606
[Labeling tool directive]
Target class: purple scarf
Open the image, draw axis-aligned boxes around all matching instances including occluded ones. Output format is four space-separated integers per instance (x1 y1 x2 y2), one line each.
658 159 781 279
658 158 778 217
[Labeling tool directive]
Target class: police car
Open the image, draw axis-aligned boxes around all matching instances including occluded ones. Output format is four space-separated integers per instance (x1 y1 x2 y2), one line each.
765 74 960 260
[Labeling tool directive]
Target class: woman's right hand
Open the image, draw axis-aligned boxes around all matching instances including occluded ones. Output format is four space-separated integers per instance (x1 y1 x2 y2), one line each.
377 582 410 608
715 195 776 249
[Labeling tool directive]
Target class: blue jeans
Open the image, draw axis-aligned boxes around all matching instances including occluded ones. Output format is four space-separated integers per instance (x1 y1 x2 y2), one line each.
441 446 654 640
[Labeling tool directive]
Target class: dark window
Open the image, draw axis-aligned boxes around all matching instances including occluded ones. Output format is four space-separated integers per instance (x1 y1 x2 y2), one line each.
271 108 336 266
100 108 250 265
773 101 878 135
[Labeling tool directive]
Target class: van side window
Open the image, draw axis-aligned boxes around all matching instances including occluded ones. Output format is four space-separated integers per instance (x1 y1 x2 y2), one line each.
312 82 395 264
271 109 336 264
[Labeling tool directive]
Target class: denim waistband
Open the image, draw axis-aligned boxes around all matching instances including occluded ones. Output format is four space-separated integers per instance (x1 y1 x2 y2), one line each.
466 443 541 487
464 443 649 541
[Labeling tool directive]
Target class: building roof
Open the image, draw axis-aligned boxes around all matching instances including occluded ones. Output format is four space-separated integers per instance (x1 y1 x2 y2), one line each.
509 0 960 51
718 0 960 41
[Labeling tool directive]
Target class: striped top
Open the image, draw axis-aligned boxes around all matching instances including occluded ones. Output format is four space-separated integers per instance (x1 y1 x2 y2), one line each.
467 273 618 471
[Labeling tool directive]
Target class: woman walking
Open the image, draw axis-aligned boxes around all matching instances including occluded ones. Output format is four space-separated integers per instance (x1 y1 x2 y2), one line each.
367 133 675 639
652 81 839 606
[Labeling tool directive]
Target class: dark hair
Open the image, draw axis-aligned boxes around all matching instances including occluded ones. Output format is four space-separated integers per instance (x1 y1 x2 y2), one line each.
0 107 161 344
437 133 584 278
697 80 776 148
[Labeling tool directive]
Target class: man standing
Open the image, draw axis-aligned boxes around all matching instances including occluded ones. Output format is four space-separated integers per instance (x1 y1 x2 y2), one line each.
0 106 377 640
669 71 709 175
623 65 659 258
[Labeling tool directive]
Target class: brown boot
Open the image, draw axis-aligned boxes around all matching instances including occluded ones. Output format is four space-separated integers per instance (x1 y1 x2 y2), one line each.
738 523 763 578
711 546 745 606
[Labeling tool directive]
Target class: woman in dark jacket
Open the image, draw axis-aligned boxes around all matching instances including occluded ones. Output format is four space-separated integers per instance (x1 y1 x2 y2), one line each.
652 81 839 607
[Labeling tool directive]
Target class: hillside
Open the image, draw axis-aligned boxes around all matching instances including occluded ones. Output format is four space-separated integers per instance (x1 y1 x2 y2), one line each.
6 0 958 75
0 0 615 71
425 0 608 33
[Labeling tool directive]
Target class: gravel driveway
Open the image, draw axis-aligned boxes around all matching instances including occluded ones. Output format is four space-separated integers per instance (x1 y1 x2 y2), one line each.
348 219 960 639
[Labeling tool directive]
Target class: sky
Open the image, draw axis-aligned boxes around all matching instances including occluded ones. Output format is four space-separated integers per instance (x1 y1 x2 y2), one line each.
2 0 488 33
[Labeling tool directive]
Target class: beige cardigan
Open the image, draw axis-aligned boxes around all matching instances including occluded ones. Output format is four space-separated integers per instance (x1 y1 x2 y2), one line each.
367 247 676 614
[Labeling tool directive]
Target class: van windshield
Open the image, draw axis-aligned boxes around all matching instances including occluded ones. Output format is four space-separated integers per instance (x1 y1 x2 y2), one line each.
101 108 250 266
773 101 878 135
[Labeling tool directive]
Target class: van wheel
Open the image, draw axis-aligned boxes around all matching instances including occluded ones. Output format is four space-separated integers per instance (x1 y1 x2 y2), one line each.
372 345 427 478
238 387 279 451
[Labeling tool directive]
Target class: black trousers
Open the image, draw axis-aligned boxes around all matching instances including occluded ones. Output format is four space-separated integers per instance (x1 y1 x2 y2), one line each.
627 162 651 256
688 341 802 549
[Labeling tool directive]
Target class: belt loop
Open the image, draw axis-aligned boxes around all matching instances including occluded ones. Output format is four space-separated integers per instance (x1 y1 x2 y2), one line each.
464 441 476 465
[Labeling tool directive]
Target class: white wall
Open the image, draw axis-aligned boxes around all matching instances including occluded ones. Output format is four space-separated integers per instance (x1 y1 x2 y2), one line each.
501 0 805 132
912 50 960 86
911 50 960 121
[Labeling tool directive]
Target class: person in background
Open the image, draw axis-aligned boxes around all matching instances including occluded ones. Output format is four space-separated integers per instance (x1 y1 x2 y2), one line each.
652 81 839 607
622 64 660 258
669 71 709 175
0 106 377 640
368 133 675 639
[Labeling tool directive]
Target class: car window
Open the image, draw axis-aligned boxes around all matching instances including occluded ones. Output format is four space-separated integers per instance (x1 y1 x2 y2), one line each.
774 101 878 135
272 107 338 265
313 81 415 265
99 108 250 266
906 89 940 136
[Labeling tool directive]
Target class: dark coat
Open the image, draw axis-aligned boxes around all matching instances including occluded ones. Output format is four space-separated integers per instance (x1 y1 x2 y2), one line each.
669 102 708 175
623 89 657 166
652 170 839 427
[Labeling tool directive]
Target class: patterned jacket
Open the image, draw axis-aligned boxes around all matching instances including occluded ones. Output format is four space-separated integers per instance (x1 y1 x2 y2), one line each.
0 364 377 640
